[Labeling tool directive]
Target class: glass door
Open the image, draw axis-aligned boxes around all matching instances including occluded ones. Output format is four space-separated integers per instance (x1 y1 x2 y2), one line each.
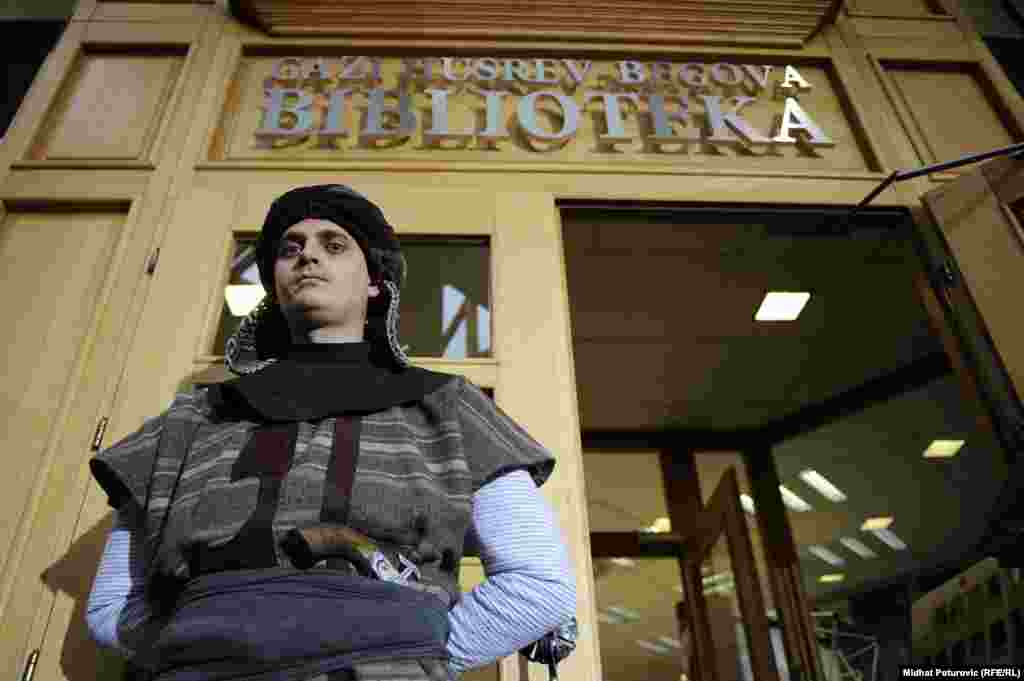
680 467 781 681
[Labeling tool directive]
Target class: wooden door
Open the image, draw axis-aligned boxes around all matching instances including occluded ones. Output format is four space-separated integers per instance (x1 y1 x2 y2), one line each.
679 468 781 681
914 155 1024 466
0 203 151 681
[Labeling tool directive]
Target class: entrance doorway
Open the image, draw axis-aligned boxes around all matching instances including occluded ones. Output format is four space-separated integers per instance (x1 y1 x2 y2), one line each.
562 203 1014 681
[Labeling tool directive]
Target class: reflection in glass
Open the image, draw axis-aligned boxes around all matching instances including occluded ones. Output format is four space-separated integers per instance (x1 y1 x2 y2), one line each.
695 453 775 614
583 451 669 533
699 523 795 681
593 558 685 681
701 533 747 681
212 236 491 359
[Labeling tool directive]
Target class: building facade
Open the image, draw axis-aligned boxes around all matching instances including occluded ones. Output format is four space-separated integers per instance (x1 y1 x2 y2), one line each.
1 1 1023 680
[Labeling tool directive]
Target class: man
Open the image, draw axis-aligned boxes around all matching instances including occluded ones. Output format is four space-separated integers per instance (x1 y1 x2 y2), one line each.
86 185 576 681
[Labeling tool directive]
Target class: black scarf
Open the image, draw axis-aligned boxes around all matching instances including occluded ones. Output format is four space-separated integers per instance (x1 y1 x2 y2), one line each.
207 342 455 422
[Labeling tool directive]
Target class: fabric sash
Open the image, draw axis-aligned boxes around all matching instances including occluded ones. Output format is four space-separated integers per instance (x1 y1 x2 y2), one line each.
139 568 450 681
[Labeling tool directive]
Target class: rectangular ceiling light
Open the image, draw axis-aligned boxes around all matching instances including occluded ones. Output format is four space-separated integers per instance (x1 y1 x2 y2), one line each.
861 516 893 531
799 469 847 502
819 574 845 583
779 485 813 512
606 606 641 622
702 572 733 586
636 640 674 655
840 536 877 559
755 292 811 321
740 493 756 514
871 527 908 550
924 440 966 458
808 545 846 567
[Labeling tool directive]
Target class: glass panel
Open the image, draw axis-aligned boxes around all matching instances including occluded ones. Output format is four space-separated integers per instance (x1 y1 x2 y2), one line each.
701 533 751 681
991 620 1008 659
694 454 774 615
583 450 669 533
211 235 491 359
593 557 686 681
399 236 491 359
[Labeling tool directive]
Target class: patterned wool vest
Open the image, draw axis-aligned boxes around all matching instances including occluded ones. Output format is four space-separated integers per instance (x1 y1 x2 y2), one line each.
90 376 555 611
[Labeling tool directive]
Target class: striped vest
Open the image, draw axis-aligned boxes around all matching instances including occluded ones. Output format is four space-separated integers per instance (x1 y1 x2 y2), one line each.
89 375 555 610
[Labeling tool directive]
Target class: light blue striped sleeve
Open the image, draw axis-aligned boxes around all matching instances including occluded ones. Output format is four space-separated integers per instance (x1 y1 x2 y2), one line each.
85 509 158 658
445 469 577 675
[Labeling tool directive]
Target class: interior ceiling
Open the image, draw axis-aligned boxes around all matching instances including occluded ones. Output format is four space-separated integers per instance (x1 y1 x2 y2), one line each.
563 208 1009 668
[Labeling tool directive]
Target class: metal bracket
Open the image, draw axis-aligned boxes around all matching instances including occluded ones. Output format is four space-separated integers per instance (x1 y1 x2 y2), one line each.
91 416 109 451
841 142 1024 225
146 247 161 275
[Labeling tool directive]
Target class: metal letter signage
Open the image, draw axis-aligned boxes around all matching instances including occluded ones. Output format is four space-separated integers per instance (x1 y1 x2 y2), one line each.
254 57 837 157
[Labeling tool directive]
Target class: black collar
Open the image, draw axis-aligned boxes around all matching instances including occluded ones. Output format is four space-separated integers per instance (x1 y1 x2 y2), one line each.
281 341 373 366
208 342 455 422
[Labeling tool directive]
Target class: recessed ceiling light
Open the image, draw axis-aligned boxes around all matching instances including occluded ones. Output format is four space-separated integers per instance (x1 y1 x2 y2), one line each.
224 284 266 316
819 574 845 583
740 494 756 514
636 640 674 655
808 545 846 567
861 516 893 531
924 440 966 458
799 469 847 502
657 636 683 649
871 527 907 550
779 485 813 512
703 583 735 596
702 572 733 586
755 291 811 321
607 606 641 622
840 536 877 559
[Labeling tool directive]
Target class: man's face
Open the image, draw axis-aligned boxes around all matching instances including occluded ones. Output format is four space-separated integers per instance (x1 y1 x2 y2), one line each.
272 218 380 338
